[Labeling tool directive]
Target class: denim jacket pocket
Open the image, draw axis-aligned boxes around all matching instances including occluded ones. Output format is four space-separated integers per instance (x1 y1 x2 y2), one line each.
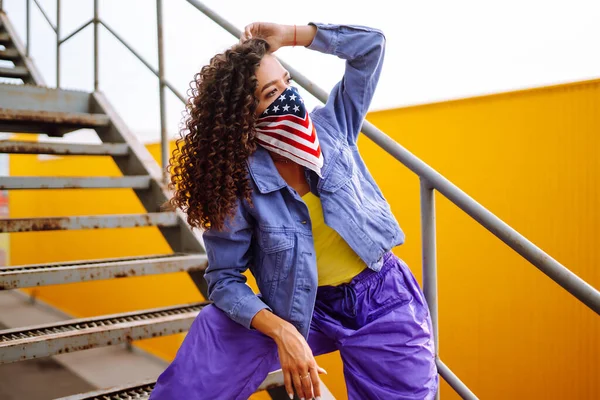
256 229 295 284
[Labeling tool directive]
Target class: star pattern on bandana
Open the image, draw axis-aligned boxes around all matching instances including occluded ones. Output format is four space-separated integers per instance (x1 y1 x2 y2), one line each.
259 87 310 125
261 87 307 118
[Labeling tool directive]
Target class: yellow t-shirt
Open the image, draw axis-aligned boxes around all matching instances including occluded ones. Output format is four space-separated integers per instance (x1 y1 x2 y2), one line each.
302 191 367 286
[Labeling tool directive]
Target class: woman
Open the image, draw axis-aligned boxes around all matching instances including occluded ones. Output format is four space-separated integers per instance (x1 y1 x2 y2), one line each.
151 22 437 400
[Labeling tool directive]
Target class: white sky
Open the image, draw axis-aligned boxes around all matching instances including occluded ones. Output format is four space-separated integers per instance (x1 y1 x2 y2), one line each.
2 0 600 143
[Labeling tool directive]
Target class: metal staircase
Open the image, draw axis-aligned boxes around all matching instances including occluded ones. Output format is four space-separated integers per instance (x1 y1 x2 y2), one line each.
0 3 307 398
0 4 303 400
0 27 210 295
1 1 599 400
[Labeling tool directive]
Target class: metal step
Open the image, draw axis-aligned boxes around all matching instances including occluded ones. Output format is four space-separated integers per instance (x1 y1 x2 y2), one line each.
0 84 91 113
0 176 151 190
0 140 129 155
0 212 178 233
55 369 337 400
0 253 208 290
0 48 19 60
0 302 207 364
0 32 10 44
57 380 157 400
0 66 28 79
56 372 287 400
0 108 110 136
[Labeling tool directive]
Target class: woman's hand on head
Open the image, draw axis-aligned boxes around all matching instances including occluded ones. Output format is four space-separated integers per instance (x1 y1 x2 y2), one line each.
240 23 317 52
240 22 289 52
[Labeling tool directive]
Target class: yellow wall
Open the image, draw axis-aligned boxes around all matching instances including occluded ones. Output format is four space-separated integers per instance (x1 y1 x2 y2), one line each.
364 78 599 399
8 78 599 399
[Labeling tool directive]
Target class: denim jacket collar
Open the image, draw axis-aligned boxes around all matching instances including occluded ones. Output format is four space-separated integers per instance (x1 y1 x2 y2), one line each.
246 146 287 194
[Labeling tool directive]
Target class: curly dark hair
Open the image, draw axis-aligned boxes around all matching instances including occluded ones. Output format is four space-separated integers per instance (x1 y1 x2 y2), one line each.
166 39 270 231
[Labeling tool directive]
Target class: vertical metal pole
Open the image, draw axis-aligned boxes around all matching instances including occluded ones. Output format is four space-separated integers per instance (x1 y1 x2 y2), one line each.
56 0 60 87
26 0 31 56
94 0 99 91
420 178 440 399
156 0 168 183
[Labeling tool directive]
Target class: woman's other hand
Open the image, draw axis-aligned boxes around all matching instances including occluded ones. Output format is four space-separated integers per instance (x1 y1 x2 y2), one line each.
251 309 326 399
240 22 288 52
275 322 327 399
240 23 317 51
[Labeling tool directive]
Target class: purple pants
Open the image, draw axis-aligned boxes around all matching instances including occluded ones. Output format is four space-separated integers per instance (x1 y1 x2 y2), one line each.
151 253 438 399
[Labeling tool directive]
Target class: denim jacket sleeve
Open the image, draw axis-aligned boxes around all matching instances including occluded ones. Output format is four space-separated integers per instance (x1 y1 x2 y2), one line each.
307 23 386 145
202 200 272 329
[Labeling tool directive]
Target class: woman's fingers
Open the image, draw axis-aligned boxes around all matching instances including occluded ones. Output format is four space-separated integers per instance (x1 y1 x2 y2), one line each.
300 369 314 400
283 369 294 399
292 371 305 400
309 367 321 399
317 366 328 375
240 24 253 42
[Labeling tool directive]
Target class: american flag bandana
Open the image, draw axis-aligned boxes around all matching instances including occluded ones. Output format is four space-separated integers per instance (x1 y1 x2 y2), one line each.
255 86 324 177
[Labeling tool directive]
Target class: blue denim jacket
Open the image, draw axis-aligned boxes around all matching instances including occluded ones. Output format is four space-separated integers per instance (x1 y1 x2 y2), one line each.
203 23 405 338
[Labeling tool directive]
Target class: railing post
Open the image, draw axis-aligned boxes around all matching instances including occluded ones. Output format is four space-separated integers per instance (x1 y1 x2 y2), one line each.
93 0 99 91
156 0 168 183
420 177 440 399
26 0 31 56
56 0 60 87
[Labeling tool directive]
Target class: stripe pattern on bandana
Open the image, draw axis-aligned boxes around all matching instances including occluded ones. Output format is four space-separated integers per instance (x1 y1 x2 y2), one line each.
255 86 324 177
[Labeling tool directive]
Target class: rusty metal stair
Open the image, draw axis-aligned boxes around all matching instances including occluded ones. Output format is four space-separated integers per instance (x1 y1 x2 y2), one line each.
0 254 208 290
55 370 315 400
0 176 151 190
0 108 111 135
0 65 28 79
0 140 129 155
0 303 207 364
0 47 19 61
0 212 179 232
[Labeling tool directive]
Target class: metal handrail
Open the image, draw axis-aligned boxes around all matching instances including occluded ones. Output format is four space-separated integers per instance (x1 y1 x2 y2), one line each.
23 0 178 182
9 0 599 398
59 18 92 45
31 0 55 32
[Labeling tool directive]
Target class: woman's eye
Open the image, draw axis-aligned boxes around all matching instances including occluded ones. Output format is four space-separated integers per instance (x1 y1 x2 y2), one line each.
287 77 293 84
266 89 277 98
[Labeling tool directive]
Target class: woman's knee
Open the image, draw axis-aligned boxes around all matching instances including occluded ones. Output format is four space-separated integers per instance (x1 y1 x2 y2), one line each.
193 304 242 335
193 304 275 347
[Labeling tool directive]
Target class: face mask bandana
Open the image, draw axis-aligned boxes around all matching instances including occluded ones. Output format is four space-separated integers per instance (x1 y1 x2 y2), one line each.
255 86 324 177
